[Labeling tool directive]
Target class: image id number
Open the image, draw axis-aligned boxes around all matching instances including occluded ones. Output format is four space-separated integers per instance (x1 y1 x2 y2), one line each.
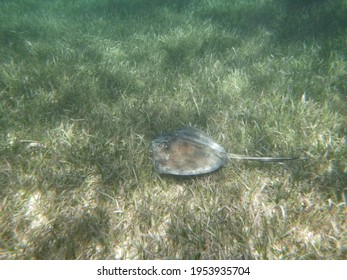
191 266 250 276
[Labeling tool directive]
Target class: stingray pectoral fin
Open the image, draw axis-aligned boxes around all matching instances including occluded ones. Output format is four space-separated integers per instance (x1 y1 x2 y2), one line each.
227 153 300 162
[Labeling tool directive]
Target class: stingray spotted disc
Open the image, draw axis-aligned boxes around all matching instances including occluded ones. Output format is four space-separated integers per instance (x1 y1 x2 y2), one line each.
151 127 298 175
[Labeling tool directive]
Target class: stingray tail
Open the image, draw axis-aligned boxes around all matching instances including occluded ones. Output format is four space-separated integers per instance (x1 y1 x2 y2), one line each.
227 153 300 162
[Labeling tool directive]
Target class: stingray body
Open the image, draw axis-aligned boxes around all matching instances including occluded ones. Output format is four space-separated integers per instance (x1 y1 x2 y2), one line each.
151 127 298 175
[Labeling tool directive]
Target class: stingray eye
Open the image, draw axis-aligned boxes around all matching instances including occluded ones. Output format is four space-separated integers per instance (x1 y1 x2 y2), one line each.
159 143 168 149
164 143 171 150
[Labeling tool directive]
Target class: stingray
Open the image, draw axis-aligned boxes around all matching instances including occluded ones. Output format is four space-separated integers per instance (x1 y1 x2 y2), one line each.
151 127 299 175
